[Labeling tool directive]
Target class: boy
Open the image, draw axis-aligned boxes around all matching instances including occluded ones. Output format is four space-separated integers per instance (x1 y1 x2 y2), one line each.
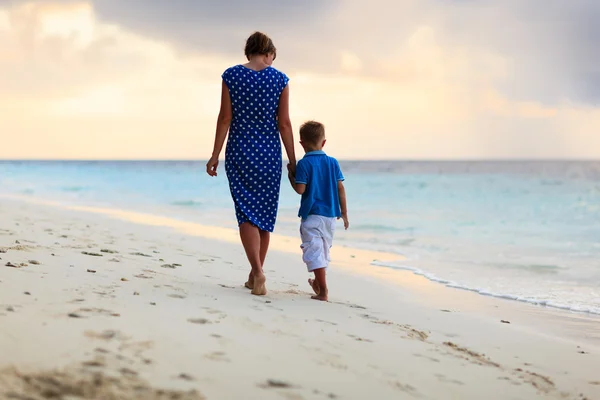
288 120 349 301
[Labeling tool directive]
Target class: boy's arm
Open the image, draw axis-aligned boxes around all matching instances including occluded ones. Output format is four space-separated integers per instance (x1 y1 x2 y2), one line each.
289 160 307 195
287 170 306 194
338 180 349 229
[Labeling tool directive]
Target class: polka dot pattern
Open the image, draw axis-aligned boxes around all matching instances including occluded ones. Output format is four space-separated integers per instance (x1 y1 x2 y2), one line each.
222 65 289 232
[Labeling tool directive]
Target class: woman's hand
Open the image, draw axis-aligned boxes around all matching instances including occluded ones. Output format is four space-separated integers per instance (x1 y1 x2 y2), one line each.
286 162 296 177
206 156 219 177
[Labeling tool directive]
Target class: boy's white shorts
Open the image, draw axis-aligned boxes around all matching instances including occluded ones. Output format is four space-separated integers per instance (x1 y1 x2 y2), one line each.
299 214 336 272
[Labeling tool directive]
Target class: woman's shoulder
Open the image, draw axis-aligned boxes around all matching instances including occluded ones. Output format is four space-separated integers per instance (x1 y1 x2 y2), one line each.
221 65 246 83
268 67 289 85
268 66 287 76
223 64 243 74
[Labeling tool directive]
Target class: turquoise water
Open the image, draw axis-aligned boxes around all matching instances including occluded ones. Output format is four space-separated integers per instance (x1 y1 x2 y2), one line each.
1 160 599 314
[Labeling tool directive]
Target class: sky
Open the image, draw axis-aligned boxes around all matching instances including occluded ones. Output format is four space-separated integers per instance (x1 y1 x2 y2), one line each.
1 0 599 160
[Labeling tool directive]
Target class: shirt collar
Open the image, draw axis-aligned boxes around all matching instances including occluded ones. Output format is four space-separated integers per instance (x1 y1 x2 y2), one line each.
304 150 326 156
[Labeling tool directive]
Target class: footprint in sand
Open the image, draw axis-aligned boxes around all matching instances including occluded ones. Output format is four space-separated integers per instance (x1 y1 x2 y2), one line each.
81 251 103 257
130 252 152 257
218 284 236 289
204 351 230 362
412 353 440 363
435 373 464 386
259 379 296 389
316 319 338 326
100 249 118 254
347 334 373 343
316 353 348 371
0 366 204 399
134 274 153 279
82 359 105 368
442 342 500 368
68 308 120 318
201 307 227 318
178 373 195 381
361 314 428 341
84 330 126 341
188 318 212 324
389 381 420 396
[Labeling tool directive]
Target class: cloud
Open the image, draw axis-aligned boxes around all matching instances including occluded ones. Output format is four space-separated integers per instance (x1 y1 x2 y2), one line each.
432 0 600 104
2 0 599 104
0 1 600 160
40 0 599 105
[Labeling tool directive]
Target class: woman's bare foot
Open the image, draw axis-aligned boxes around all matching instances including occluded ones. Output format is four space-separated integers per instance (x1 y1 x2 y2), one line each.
245 272 254 289
251 273 267 296
308 278 320 295
311 293 328 301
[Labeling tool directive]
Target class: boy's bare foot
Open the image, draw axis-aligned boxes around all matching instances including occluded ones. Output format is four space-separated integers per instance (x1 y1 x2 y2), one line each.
311 268 327 301
311 294 328 301
308 278 320 295
245 272 254 289
251 273 267 296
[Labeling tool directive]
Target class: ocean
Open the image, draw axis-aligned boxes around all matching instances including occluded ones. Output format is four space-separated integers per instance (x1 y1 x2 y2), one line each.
1 160 599 315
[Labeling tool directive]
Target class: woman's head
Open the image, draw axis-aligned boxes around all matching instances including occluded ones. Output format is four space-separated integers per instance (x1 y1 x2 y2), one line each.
244 31 276 63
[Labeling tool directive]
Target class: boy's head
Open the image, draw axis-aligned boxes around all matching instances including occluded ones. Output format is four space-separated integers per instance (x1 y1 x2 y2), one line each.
299 120 326 151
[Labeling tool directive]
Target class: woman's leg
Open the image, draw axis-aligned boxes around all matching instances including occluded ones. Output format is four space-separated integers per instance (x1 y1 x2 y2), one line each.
239 222 267 295
259 229 270 266
245 229 270 289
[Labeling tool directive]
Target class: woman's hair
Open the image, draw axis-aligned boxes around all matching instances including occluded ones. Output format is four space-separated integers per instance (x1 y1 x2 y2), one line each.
244 31 276 60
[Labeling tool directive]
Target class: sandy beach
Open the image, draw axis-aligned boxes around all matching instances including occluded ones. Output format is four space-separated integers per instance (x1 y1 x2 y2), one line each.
1 196 599 400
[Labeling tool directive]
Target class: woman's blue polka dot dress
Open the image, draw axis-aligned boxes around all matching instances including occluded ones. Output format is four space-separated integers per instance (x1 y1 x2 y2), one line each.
222 65 289 233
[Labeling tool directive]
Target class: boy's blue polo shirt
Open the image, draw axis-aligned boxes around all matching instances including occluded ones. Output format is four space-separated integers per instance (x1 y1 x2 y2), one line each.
294 150 345 220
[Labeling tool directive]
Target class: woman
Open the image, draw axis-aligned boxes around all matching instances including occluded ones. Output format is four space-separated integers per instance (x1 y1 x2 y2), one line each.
206 32 296 296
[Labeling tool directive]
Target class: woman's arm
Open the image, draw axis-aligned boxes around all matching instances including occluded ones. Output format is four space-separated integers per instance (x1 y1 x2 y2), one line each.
277 85 296 173
206 80 232 176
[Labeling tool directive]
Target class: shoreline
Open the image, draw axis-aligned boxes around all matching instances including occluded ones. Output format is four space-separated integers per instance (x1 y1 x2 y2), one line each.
1 196 599 399
3 194 600 322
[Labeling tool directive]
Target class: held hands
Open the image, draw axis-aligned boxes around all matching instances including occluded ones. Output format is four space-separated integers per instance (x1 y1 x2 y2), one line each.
286 162 296 188
206 156 219 177
286 162 296 177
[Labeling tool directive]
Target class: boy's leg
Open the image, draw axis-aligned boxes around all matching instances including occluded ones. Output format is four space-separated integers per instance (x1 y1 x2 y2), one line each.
308 275 320 295
310 218 334 301
300 216 320 294
311 268 328 301
301 216 331 301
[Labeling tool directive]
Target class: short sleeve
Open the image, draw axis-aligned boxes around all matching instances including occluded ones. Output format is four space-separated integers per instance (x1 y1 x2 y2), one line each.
295 159 308 184
334 159 345 181
221 67 232 90
280 71 289 91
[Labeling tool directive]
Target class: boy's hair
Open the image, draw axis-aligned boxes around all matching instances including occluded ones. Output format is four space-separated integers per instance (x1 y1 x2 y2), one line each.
244 31 276 60
300 120 325 145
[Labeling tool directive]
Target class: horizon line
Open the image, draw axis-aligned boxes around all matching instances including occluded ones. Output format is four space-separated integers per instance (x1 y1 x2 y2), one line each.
0 158 599 163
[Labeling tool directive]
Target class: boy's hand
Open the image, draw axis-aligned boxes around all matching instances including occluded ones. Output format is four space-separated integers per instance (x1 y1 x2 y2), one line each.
338 213 349 230
287 163 295 177
287 166 296 191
